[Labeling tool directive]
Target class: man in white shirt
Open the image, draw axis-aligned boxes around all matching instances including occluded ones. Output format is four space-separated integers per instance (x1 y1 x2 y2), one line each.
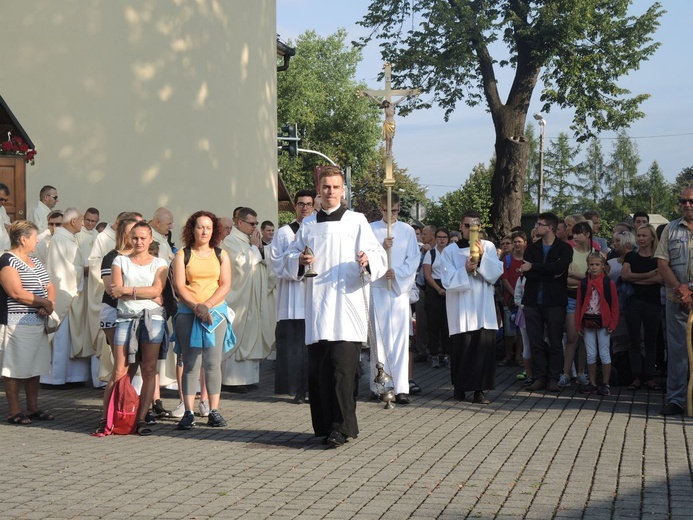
270 189 314 403
33 211 63 266
369 193 419 404
41 207 91 385
28 185 59 234
150 207 175 263
286 167 387 447
440 210 504 404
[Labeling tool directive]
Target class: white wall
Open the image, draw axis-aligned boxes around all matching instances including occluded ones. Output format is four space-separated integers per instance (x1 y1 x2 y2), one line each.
0 0 278 231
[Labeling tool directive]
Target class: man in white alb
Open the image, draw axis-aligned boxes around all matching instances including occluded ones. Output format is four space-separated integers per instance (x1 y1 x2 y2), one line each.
369 192 419 404
28 185 59 234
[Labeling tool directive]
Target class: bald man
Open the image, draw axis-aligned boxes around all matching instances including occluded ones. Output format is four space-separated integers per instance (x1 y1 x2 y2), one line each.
150 207 174 263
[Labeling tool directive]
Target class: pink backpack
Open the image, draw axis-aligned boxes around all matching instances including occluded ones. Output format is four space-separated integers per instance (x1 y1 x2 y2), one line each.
94 376 139 436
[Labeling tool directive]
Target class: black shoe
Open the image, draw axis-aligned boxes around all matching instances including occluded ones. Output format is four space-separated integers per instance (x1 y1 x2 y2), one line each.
152 399 170 418
144 411 157 425
327 430 347 447
661 403 684 416
293 392 306 404
176 411 196 430
207 409 227 427
395 393 411 405
472 391 490 404
522 376 536 387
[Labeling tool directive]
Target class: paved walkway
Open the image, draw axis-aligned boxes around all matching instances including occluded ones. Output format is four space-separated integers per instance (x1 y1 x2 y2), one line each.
0 359 690 519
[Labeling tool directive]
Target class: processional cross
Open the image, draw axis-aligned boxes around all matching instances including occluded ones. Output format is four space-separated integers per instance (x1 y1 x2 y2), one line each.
357 63 420 289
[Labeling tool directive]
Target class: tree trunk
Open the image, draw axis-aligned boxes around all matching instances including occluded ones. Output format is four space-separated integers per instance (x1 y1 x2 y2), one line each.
490 119 529 242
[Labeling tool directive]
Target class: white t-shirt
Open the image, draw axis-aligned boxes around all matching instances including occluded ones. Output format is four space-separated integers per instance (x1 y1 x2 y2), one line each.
112 255 168 319
423 247 445 279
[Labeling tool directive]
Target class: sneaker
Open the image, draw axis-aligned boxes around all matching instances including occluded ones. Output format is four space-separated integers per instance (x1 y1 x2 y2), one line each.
443 356 451 368
431 357 440 369
576 373 590 386
144 411 157 425
198 400 210 417
152 399 170 418
598 384 611 396
579 383 597 394
170 401 185 418
176 411 195 430
327 430 347 447
522 376 536 387
207 409 227 427
516 370 527 381
557 373 570 388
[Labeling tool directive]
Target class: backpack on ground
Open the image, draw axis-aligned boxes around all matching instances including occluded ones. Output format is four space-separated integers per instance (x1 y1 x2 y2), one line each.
106 376 139 435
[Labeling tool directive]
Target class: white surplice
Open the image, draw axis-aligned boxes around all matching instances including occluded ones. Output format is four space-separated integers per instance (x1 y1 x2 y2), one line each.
41 227 90 384
28 200 50 234
151 229 174 264
0 206 10 252
270 222 305 321
285 210 388 345
220 227 275 385
369 220 420 394
32 230 51 266
440 240 504 335
76 227 99 266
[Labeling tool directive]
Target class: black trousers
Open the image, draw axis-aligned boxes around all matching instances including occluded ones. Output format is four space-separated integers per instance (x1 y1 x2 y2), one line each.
625 297 661 381
524 304 566 383
274 319 307 396
425 282 451 357
307 340 360 438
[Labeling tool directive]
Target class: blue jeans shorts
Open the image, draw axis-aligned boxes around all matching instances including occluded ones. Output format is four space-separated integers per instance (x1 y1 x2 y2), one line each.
114 317 165 345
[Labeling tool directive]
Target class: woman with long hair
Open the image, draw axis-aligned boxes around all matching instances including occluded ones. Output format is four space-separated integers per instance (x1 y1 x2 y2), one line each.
622 224 662 391
558 221 593 388
98 221 168 436
172 211 234 431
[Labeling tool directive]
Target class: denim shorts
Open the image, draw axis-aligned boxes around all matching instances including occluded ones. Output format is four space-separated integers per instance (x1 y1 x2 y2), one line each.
114 317 165 345
566 297 576 314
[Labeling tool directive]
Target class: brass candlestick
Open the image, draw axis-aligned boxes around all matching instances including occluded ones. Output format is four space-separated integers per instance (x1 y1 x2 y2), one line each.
469 218 480 275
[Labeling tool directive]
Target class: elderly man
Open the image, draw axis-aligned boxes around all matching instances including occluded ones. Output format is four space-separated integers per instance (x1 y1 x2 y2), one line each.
655 186 693 416
286 167 387 447
41 207 92 385
221 207 275 391
369 193 419 404
28 185 59 233
219 217 234 239
270 190 314 402
150 207 175 262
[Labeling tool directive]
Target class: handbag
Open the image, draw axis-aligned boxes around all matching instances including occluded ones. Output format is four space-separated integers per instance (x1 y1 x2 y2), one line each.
45 311 61 334
582 313 602 329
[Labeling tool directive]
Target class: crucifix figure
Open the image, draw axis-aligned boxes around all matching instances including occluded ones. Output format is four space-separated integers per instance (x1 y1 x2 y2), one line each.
356 63 420 158
357 63 421 291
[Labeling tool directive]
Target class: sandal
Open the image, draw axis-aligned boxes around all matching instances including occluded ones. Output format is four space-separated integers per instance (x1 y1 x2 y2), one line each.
27 410 54 421
646 381 662 391
627 380 642 391
7 412 31 425
93 418 110 437
136 421 153 436
409 380 422 394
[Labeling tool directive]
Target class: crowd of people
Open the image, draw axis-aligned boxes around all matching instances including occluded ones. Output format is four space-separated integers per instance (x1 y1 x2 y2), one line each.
1 178 691 442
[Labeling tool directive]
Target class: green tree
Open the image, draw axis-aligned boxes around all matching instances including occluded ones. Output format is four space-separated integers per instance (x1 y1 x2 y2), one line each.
351 147 429 222
426 163 493 231
358 0 664 239
630 161 676 219
673 166 693 197
277 30 382 195
605 130 640 217
576 139 606 207
543 132 580 214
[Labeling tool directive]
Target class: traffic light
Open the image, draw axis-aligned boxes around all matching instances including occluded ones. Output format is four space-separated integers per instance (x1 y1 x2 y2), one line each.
278 123 299 157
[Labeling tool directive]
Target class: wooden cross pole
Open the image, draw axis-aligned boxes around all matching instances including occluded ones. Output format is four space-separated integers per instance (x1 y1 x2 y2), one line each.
357 63 420 289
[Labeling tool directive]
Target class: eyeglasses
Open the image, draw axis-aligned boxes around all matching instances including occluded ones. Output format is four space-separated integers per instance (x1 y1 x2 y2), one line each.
462 223 471 229
47 195 58 200
680 198 693 205
48 222 62 227
0 198 8 203
242 220 258 227
296 202 313 208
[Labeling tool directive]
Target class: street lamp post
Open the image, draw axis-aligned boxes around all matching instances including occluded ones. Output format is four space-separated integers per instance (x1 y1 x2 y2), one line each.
533 113 547 213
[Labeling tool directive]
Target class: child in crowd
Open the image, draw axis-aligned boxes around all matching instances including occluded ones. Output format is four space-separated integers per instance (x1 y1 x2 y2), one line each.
575 252 619 396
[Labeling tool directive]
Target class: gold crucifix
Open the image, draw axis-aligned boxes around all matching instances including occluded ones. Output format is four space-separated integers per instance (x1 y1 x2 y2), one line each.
357 63 421 289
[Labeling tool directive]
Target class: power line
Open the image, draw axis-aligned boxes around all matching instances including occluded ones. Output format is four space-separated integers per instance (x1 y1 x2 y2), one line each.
555 132 693 141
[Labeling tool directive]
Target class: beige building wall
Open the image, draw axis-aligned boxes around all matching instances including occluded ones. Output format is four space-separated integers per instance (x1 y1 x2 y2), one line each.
0 0 278 230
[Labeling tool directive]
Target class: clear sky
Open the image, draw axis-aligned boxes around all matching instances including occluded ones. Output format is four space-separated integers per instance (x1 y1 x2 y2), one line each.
277 1 692 201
